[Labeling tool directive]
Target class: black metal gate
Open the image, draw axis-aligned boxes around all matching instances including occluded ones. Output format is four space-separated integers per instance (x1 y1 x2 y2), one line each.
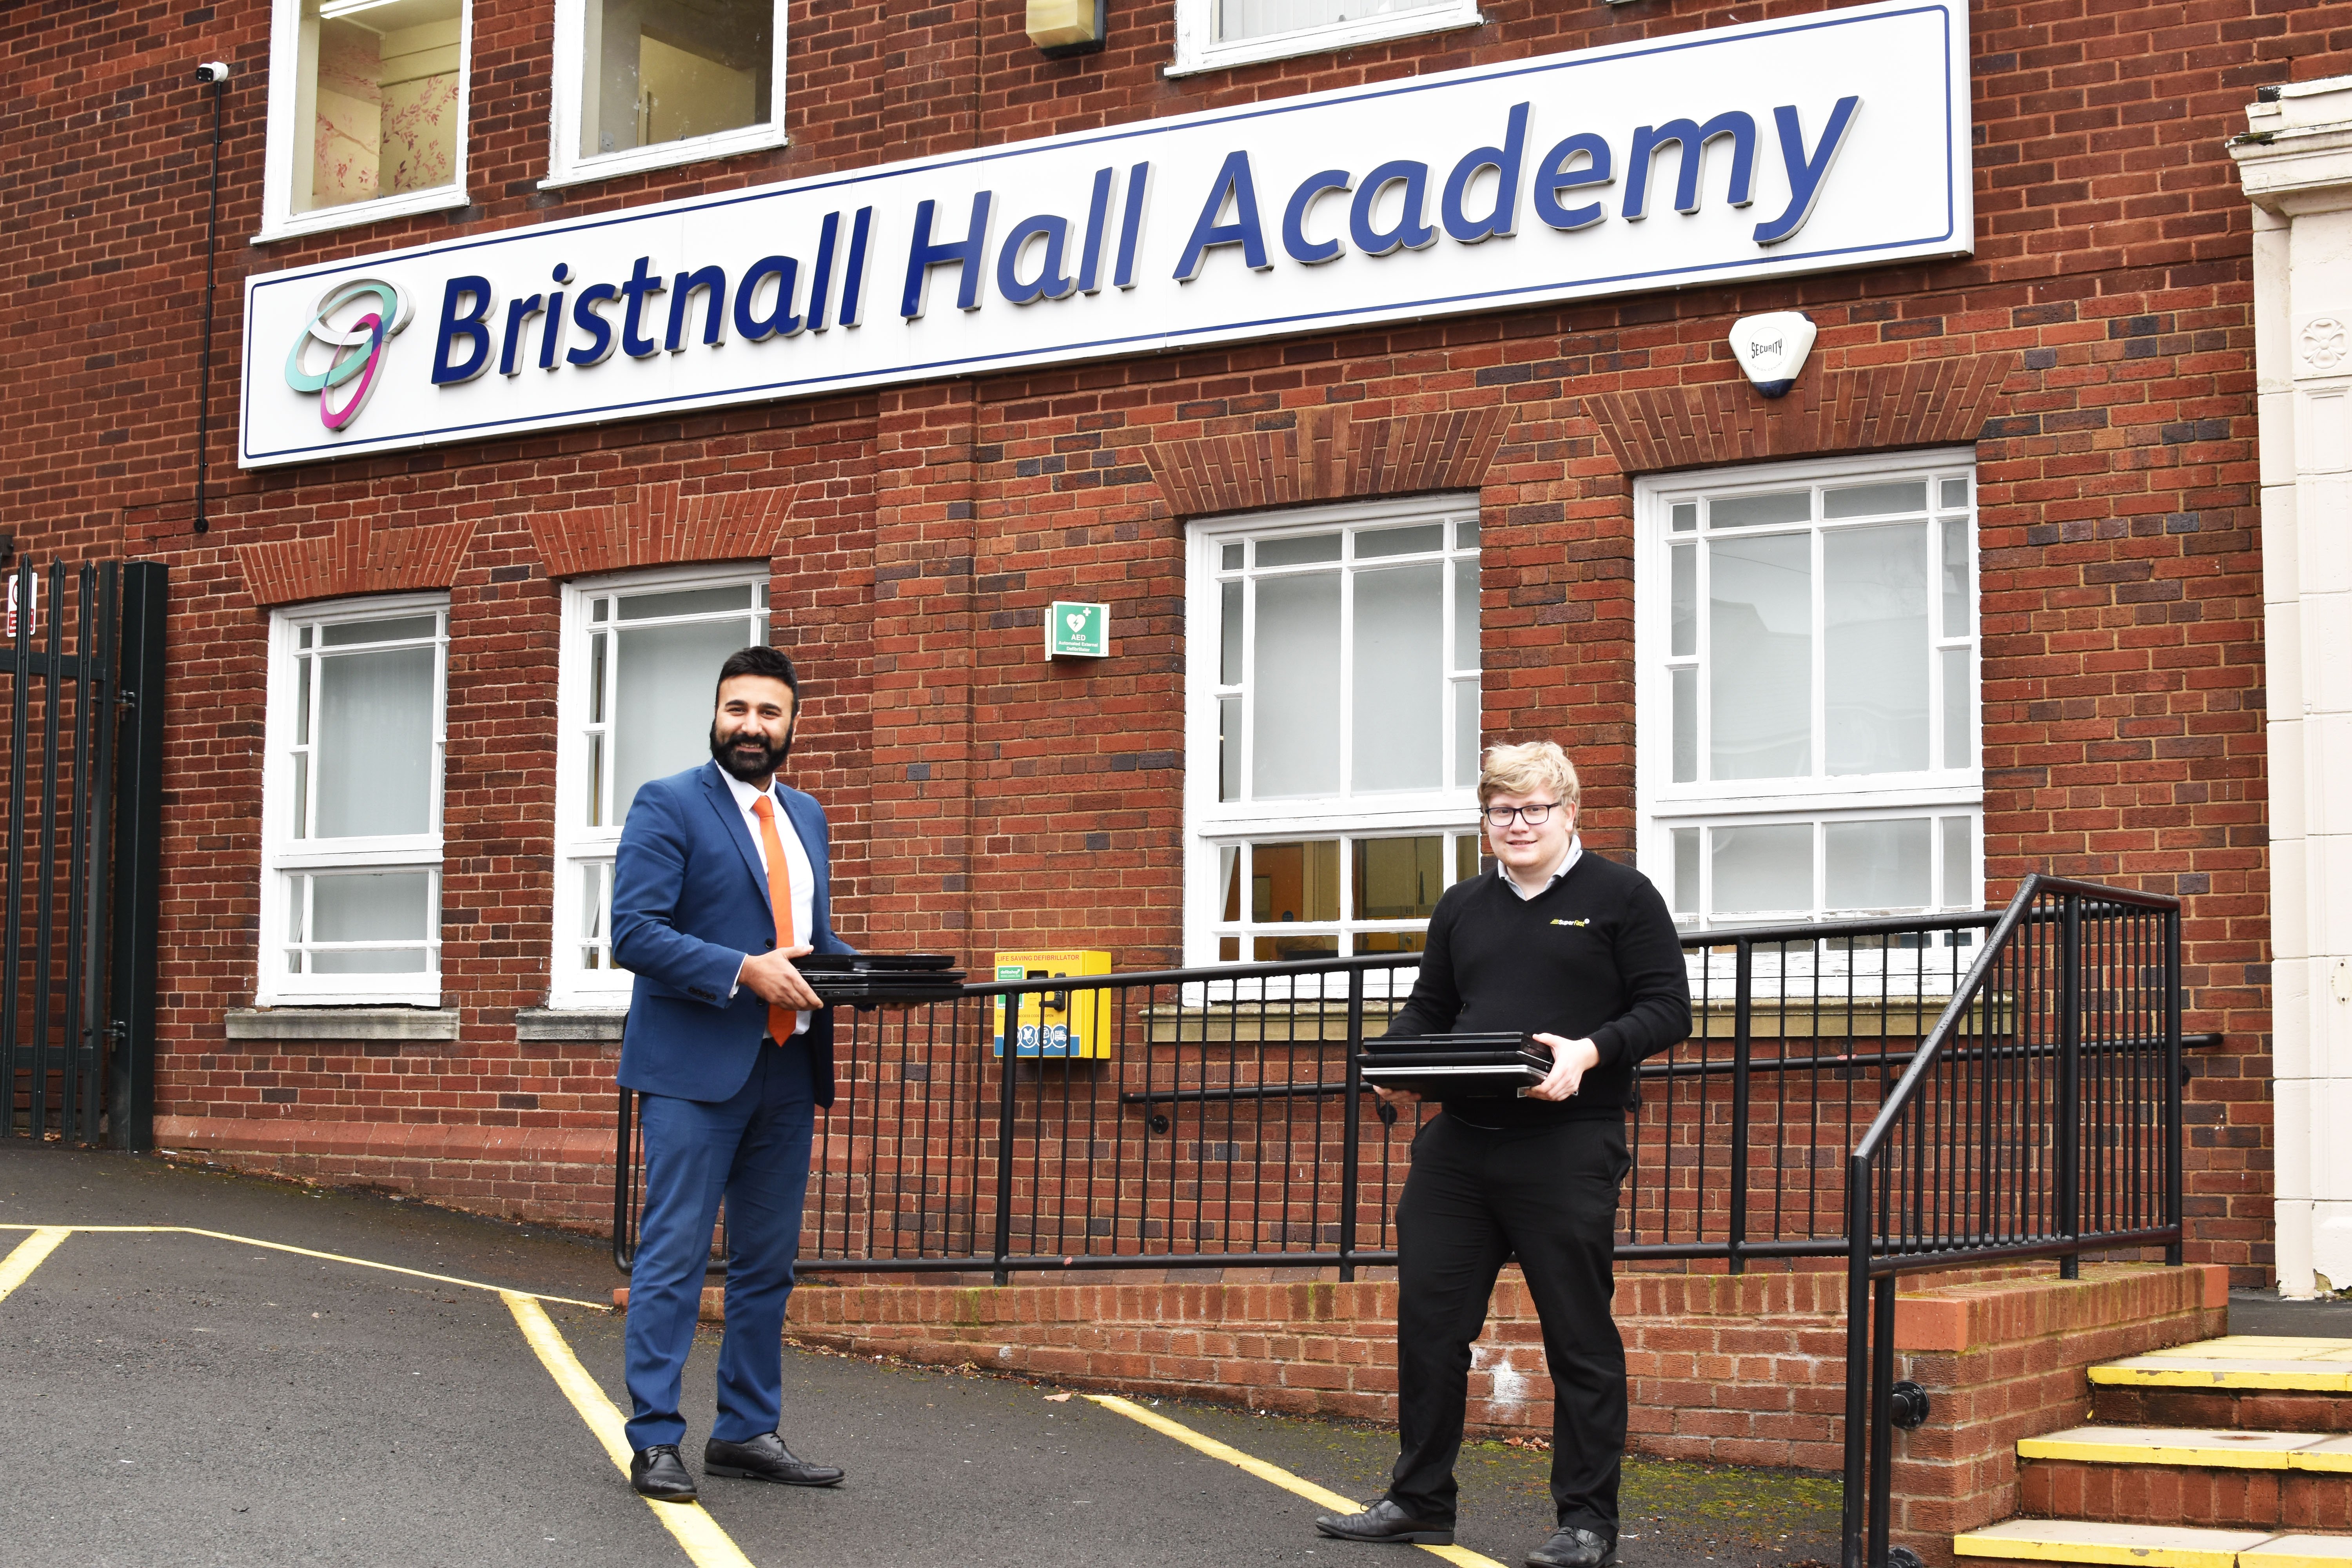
0 560 166 1149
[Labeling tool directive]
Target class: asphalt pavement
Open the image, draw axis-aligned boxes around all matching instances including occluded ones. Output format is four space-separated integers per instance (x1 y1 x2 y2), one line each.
0 1145 1842 1568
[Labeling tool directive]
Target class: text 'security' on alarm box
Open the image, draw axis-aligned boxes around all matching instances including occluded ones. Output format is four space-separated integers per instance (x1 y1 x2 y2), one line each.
991 949 1113 1059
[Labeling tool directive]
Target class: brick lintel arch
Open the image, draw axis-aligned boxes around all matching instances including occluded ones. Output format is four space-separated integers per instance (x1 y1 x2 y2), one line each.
235 519 476 608
1139 405 1515 516
527 481 795 580
1581 353 2018 475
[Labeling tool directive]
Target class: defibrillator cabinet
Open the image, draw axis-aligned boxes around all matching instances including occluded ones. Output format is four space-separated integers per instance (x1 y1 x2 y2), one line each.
991 949 1114 1059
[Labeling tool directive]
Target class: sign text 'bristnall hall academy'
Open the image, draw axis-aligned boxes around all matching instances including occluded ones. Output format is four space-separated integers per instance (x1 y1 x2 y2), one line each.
241 0 1969 469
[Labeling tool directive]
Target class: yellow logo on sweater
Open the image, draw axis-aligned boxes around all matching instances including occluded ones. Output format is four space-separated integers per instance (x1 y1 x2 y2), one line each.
1551 918 1590 927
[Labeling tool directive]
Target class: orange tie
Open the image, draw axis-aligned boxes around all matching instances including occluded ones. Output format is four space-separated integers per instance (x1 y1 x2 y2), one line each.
750 795 799 1043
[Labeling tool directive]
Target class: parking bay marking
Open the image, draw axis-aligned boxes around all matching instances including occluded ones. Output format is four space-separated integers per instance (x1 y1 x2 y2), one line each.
1086 1394 1507 1568
504 1291 758 1568
0 1226 69 1304
0 1223 607 1307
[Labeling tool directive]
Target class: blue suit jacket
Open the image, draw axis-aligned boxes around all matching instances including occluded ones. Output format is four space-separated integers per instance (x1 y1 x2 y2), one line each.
611 760 853 1106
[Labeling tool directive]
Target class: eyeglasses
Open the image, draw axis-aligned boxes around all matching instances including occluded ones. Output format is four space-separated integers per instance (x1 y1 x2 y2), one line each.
1483 801 1563 827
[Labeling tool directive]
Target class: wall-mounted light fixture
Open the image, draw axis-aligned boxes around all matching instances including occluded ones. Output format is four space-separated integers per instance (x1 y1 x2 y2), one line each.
1027 0 1107 58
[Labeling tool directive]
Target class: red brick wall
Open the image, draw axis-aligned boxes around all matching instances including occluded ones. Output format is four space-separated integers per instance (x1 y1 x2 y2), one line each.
9 1 2348 1278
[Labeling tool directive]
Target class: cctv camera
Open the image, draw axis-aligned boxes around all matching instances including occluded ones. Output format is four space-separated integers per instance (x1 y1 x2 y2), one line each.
194 61 230 83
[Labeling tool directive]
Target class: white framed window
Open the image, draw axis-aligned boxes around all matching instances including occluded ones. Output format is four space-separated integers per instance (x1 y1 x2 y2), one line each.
544 0 788 189
259 595 449 1004
1185 495 1485 964
551 566 770 1008
1636 450 1982 931
256 0 473 244
1170 0 1481 78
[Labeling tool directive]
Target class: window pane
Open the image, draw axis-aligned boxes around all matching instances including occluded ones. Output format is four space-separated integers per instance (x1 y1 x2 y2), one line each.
305 871 431 973
1939 477 1969 511
1451 559 1479 671
586 732 606 828
616 585 755 621
1670 503 1697 533
1357 524 1445 559
1940 816 1973 905
1251 572 1341 798
298 0 463 214
1218 695 1241 803
1709 534 1811 780
1824 818 1932 911
1455 520 1481 550
1353 564 1443 792
1252 840 1340 923
1454 678 1480 789
1671 826 1700 915
314 646 436 837
588 630 608 723
1710 823 1813 916
1942 647 1973 768
1670 543 1696 657
614 619 749 819
1354 929 1428 955
321 614 437 647
1456 834 1480 882
1220 581 1243 685
1825 523 1929 775
295 656 313 743
1671 667 1697 784
1823 481 1927 519
1221 543 1244 570
1254 933 1339 961
1710 490 1811 529
1941 517 1971 639
1220 845 1242 921
580 0 773 159
1257 533 1342 567
1217 0 1448 43
1354 836 1446 920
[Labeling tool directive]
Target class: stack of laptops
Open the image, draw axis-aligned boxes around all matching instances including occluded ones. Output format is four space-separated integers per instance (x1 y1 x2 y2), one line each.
1357 1032 1552 1096
796 953 967 1007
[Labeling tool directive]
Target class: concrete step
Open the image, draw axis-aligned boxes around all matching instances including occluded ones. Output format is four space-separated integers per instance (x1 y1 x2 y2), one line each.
2090 1338 2352 1434
2013 1428 2352 1530
1955 1521 2352 1568
2020 1426 2352 1472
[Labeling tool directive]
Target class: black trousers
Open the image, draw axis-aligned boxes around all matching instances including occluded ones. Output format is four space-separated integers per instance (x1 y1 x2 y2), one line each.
1387 1112 1631 1532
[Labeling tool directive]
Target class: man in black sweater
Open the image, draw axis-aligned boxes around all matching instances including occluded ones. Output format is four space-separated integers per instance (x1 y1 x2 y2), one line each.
1314 741 1691 1568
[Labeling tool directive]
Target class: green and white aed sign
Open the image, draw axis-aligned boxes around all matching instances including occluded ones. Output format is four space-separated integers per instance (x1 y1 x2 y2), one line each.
1046 601 1110 658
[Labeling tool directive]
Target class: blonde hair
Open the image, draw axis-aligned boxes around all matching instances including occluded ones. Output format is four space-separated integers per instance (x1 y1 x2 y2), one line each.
1477 740 1581 808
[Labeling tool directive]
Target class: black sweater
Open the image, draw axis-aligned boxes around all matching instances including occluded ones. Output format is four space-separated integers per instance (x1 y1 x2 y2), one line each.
1381 850 1693 1125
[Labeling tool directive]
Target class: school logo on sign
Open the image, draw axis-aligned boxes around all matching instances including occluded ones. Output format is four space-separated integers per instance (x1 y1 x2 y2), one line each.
283 278 413 431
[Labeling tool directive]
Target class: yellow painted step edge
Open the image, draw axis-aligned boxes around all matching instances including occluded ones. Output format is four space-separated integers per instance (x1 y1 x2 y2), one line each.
1955 1528 2267 1568
2243 1539 2352 1568
2089 1366 2352 1392
2017 1434 2299 1470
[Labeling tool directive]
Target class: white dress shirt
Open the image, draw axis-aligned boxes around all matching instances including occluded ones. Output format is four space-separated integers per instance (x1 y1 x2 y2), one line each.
1502 833 1584 901
722 768 817 1036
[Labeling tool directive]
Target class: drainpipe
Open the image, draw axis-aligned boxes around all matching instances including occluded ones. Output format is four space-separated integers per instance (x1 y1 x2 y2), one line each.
192 62 230 535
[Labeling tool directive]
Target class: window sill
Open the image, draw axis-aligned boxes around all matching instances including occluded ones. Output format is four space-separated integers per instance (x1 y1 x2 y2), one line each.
225 1007 459 1042
539 128 789 192
250 186 474 247
1166 8 1481 78
517 1007 627 1043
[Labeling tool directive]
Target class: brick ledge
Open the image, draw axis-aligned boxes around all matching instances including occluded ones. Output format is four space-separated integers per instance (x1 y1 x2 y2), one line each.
154 1115 613 1163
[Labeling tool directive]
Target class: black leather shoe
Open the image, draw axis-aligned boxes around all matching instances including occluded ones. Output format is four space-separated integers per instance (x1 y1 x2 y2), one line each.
630 1444 697 1503
703 1431 845 1487
1312 1498 1454 1545
1526 1525 1618 1568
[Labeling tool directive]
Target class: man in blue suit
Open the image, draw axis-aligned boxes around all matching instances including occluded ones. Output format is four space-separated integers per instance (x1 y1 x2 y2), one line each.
613 644 853 1503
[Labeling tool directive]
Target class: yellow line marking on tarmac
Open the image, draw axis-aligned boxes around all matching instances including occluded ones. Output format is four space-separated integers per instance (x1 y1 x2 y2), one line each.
1087 1394 1506 1568
503 1292 757 1568
0 1226 69 1304
0 1224 606 1308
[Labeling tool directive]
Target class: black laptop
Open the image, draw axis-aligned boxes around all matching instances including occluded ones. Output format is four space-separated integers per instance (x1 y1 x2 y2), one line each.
795 953 967 1005
1357 1032 1552 1096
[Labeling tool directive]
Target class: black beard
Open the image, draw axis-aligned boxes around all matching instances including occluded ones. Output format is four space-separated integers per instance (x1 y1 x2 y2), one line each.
709 721 791 782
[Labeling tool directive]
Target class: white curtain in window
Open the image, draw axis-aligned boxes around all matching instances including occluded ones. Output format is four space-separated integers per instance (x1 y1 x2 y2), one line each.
1824 818 1932 911
307 871 431 973
1217 0 1446 42
1352 563 1443 793
315 647 434 837
614 619 749 816
1708 535 1811 780
1710 822 1812 915
1252 572 1341 798
1824 523 1929 775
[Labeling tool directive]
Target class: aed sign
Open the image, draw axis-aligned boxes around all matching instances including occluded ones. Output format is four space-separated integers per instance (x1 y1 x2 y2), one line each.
1047 601 1109 658
240 0 1969 469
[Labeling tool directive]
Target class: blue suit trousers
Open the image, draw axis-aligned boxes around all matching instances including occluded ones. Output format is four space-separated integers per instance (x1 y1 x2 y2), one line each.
623 1038 816 1450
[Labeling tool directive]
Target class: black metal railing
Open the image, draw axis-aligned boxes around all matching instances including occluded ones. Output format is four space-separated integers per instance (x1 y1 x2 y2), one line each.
0 560 166 1150
613 906 2045 1279
1840 875 2183 1568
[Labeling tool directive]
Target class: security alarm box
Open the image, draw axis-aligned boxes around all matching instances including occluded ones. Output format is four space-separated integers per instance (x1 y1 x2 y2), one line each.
991 949 1113 1059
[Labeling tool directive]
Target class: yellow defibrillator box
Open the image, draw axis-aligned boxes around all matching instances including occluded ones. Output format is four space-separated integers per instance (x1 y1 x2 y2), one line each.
991 949 1113 1059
